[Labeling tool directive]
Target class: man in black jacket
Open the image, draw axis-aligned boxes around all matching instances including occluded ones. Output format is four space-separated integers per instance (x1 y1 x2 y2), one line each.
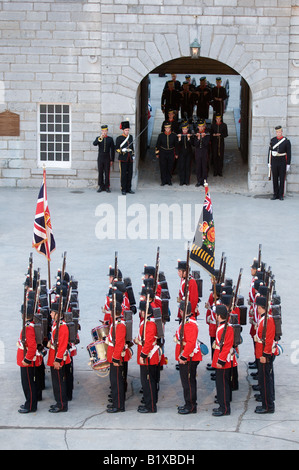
115 121 135 195
93 125 115 193
269 125 291 200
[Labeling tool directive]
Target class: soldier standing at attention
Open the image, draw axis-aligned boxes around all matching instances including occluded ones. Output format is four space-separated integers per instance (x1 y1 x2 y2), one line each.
93 125 115 193
115 120 135 195
194 119 210 187
155 122 178 186
268 125 291 200
211 114 228 176
211 77 227 118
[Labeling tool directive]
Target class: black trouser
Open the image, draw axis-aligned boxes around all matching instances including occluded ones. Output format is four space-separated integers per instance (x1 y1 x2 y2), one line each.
257 357 275 411
212 139 224 175
109 362 125 410
178 152 191 185
271 155 286 198
140 363 159 412
20 366 38 411
119 160 133 192
65 357 74 401
179 361 199 411
50 366 68 410
215 368 232 414
195 152 208 185
98 154 111 189
159 150 175 185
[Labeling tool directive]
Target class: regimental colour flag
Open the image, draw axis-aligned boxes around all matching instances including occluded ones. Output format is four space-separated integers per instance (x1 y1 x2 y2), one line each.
190 182 215 276
32 169 56 261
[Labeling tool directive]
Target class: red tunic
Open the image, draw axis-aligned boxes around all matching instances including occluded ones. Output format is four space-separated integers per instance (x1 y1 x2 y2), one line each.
106 318 128 363
17 322 43 367
254 314 276 359
178 277 198 318
175 317 202 362
137 318 160 365
47 321 71 367
212 322 237 369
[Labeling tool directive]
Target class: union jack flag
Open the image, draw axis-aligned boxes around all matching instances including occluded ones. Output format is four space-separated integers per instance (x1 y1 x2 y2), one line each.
32 169 56 261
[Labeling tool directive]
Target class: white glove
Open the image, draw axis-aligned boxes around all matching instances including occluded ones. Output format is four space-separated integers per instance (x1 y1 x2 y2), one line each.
121 148 128 153
287 165 290 172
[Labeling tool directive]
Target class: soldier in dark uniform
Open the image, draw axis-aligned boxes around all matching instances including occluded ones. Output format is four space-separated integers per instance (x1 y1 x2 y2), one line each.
268 125 291 200
211 77 227 118
179 81 196 120
161 80 180 118
195 77 211 120
184 74 196 92
193 119 210 187
93 125 115 193
163 73 181 92
176 121 193 185
155 122 178 186
211 114 228 176
115 120 135 195
161 109 179 134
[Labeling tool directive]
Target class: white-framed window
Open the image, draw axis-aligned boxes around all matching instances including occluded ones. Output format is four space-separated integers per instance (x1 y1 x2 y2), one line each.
38 104 71 168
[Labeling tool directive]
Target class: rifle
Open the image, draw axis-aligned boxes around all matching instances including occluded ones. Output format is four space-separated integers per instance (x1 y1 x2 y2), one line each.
61 251 67 281
54 285 64 356
231 268 243 312
262 278 275 356
33 268 41 314
179 243 190 354
258 244 262 269
21 279 29 358
220 256 227 284
28 252 33 289
217 252 225 283
114 251 118 281
153 246 160 298
141 291 150 346
268 128 272 180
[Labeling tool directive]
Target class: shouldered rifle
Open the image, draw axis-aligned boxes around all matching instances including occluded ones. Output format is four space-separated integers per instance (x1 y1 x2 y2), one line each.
258 244 262 269
217 252 225 283
61 251 67 281
28 252 33 289
22 280 28 358
33 268 41 314
153 246 160 298
220 256 227 284
114 251 118 282
179 243 190 354
262 278 275 355
111 285 117 346
231 268 243 312
54 285 64 356
268 128 272 181
141 291 150 346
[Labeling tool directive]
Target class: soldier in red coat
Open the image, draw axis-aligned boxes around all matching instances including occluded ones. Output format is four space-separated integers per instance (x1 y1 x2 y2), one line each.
212 305 237 416
176 260 199 320
47 302 70 413
17 301 43 414
135 301 160 413
254 295 276 414
175 301 202 414
106 301 129 413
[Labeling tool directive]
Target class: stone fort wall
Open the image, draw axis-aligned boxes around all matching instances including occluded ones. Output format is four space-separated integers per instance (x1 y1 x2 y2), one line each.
0 0 298 192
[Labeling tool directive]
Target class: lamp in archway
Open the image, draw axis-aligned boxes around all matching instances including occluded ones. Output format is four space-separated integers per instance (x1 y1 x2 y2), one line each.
190 38 201 59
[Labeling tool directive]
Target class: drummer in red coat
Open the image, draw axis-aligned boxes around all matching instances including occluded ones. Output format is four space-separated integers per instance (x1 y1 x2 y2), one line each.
135 300 160 413
175 301 202 414
17 301 43 414
212 305 237 416
47 302 71 413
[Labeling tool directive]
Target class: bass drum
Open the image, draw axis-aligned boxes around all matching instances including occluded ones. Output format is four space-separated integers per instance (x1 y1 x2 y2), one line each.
91 325 109 342
86 340 109 376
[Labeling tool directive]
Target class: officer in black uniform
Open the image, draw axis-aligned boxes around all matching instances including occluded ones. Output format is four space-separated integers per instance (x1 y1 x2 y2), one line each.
193 119 210 187
211 114 228 176
176 121 193 185
211 77 227 118
115 120 135 195
195 76 211 120
155 122 178 186
269 125 291 200
161 80 181 118
93 125 115 193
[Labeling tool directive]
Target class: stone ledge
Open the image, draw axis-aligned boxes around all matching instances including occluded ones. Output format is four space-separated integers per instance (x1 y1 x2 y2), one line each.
31 168 77 177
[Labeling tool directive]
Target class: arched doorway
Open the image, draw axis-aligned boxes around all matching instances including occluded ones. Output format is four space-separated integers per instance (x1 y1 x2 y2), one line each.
134 56 250 192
